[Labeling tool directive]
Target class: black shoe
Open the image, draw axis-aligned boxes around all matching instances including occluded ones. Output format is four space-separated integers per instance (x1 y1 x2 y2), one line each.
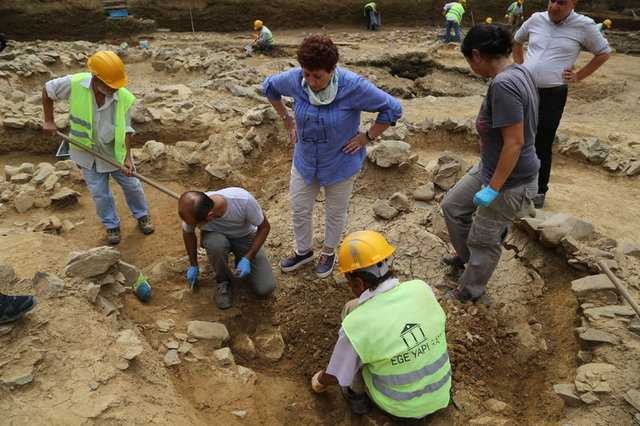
106 227 121 245
443 288 490 305
442 256 465 281
533 193 545 209
441 255 465 269
137 215 155 235
443 288 475 304
215 281 232 310
0 294 36 324
280 250 314 273
343 388 372 416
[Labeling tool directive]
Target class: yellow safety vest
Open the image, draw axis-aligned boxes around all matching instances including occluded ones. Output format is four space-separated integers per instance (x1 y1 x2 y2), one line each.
342 280 451 419
69 72 135 165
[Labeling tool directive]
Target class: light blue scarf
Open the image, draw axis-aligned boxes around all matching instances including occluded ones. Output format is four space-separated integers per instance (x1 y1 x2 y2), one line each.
302 71 339 106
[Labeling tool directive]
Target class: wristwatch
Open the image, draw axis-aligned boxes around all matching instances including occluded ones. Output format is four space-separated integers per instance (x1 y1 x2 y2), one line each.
365 130 375 141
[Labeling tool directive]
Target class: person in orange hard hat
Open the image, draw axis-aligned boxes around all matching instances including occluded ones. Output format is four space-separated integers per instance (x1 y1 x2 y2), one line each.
252 20 275 53
42 51 154 245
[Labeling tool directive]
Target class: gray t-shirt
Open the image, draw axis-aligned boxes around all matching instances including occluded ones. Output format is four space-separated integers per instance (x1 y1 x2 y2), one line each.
476 64 540 188
181 187 264 238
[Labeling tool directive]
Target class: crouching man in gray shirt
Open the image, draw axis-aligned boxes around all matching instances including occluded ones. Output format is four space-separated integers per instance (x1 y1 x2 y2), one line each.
513 0 611 208
179 188 276 309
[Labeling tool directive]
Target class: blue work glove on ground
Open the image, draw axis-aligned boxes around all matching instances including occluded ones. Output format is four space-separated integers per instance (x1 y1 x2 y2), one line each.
235 257 251 278
473 186 499 207
186 266 199 288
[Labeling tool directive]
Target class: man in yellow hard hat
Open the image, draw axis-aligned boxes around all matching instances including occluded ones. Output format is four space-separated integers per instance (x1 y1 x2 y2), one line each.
596 19 612 34
506 0 524 27
42 50 154 245
249 20 275 55
310 230 451 421
442 0 466 43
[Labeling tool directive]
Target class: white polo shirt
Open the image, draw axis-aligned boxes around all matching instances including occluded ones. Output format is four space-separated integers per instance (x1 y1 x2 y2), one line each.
514 11 611 89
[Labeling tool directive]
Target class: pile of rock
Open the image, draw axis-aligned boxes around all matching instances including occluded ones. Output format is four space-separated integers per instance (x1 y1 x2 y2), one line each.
156 319 285 368
367 140 414 168
553 268 639 408
2 161 82 214
373 192 412 220
423 151 468 191
134 124 274 181
64 246 149 317
557 135 640 176
413 116 477 138
507 208 640 418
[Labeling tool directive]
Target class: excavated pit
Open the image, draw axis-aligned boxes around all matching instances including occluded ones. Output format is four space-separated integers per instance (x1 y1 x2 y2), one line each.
2 28 640 425
0 127 590 424
350 52 487 99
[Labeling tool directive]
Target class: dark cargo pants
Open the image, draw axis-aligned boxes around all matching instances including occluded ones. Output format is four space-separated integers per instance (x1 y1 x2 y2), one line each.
201 231 276 297
441 165 537 299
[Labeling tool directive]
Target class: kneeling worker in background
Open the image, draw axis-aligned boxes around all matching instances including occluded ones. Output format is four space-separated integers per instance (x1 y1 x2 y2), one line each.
310 231 451 421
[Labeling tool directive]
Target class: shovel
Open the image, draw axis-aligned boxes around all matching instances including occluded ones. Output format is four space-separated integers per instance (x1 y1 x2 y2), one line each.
596 259 640 320
56 131 179 200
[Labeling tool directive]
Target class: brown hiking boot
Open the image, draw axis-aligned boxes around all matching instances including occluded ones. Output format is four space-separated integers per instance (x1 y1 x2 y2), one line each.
137 215 154 235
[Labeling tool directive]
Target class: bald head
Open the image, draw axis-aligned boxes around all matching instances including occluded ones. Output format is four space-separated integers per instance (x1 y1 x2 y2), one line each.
179 191 214 225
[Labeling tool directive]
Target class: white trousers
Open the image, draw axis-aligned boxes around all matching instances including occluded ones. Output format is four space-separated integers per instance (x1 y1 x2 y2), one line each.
289 167 356 254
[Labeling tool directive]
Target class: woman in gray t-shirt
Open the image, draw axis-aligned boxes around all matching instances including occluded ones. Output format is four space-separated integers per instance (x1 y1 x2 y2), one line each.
441 24 539 303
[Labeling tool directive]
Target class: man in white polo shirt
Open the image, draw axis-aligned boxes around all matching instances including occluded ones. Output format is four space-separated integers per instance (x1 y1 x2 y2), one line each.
513 0 610 208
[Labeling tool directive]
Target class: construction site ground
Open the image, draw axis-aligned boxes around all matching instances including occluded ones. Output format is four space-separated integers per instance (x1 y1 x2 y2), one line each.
1 26 640 425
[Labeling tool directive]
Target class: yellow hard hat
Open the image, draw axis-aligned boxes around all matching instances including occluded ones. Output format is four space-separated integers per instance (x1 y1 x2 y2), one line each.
254 20 263 31
603 19 612 28
485 17 493 24
518 0 524 4
338 230 395 275
87 51 127 89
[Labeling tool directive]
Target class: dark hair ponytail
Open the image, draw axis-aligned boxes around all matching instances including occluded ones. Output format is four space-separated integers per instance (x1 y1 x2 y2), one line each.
461 24 513 59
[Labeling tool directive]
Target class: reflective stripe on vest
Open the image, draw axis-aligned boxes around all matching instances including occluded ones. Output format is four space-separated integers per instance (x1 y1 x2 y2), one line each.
373 369 452 401
372 351 449 386
446 3 464 24
68 72 136 165
69 129 92 140
69 114 91 129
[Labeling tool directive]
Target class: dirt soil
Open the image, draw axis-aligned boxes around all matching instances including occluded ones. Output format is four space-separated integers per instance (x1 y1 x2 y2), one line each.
1 25 640 425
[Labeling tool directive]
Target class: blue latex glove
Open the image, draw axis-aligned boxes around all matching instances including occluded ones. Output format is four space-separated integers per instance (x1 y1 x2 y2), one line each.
235 257 251 278
473 186 499 207
186 266 199 289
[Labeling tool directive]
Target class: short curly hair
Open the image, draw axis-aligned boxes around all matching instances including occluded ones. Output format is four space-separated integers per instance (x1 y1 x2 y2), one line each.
297 35 339 72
